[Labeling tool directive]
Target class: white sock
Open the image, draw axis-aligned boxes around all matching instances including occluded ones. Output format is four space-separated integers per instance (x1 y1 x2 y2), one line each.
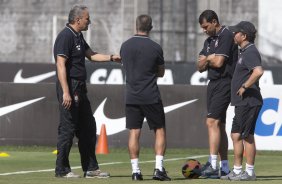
155 155 164 171
220 160 230 173
210 154 217 169
131 158 140 173
245 163 255 176
233 165 242 174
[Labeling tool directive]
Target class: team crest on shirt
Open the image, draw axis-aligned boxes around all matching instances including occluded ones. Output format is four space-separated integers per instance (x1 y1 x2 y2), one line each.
215 39 219 47
238 57 242 64
207 46 210 53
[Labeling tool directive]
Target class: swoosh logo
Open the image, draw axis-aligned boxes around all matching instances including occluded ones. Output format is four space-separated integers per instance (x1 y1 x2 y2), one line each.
94 98 198 135
0 97 45 117
14 69 56 83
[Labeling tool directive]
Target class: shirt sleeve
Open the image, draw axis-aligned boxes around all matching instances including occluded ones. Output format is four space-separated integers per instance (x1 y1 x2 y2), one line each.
54 34 72 59
199 40 209 56
157 46 165 65
215 31 234 58
244 50 262 71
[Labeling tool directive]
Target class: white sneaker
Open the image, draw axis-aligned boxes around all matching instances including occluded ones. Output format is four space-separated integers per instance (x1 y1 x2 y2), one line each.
240 171 256 181
56 172 81 178
84 169 110 178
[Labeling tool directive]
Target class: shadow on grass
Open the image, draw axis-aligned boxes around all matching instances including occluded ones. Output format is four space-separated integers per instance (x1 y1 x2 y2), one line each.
110 175 169 181
172 177 204 181
257 175 282 181
173 176 282 181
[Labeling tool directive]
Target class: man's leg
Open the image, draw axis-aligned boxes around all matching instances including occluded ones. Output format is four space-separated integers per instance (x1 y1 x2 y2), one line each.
126 104 144 180
206 117 221 169
220 133 243 180
219 123 228 160
219 123 229 173
77 97 99 172
154 127 166 170
128 128 141 174
244 135 256 177
152 127 171 181
231 133 243 174
55 82 77 177
241 105 261 179
78 94 109 178
143 101 170 181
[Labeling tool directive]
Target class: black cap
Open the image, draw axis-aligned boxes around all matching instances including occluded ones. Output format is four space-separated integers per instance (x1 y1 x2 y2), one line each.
229 21 256 41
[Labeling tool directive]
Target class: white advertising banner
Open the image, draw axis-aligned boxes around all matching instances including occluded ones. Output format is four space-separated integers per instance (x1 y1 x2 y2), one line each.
226 85 282 150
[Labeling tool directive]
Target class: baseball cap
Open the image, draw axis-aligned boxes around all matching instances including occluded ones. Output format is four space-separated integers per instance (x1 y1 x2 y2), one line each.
229 21 256 40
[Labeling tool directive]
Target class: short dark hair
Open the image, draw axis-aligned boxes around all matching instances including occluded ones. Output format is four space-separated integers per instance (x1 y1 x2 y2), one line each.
199 10 219 24
68 4 88 24
136 14 153 33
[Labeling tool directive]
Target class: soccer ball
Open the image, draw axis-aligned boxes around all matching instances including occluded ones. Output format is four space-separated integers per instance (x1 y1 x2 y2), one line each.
181 159 202 179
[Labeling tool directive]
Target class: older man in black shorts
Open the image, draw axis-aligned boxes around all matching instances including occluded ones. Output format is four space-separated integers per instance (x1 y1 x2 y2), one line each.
120 14 171 181
221 21 263 181
197 10 238 178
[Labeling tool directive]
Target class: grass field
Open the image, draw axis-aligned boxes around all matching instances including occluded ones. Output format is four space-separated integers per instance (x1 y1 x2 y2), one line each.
0 146 281 184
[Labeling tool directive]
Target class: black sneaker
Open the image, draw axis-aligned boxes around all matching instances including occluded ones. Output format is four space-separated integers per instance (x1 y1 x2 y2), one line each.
201 162 219 179
201 161 211 171
132 172 143 181
152 168 171 181
219 169 230 178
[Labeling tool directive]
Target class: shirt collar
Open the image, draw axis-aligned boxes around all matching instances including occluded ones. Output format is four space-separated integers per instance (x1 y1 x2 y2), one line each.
215 26 226 37
133 34 149 38
240 43 254 52
208 26 226 41
66 23 81 37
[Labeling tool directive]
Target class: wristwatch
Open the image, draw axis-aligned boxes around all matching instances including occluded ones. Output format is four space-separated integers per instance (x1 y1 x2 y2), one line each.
242 84 247 90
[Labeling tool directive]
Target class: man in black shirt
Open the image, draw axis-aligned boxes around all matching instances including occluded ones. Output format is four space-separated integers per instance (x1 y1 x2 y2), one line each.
120 14 171 181
221 21 263 181
197 10 238 178
53 4 121 178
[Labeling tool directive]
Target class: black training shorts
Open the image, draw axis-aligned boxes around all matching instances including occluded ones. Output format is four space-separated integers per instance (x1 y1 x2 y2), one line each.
231 105 262 139
126 101 165 130
206 78 231 123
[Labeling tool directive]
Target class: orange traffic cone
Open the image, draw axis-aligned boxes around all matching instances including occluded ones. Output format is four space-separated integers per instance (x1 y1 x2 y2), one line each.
96 124 109 154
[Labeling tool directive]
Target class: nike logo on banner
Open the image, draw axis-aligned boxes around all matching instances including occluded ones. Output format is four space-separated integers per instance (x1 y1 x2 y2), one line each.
14 69 56 83
94 98 198 135
0 97 45 117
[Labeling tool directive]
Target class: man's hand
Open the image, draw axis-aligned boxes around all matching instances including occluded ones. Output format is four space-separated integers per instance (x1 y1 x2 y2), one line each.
62 92 72 110
237 87 246 99
206 53 215 61
111 55 122 63
197 55 208 72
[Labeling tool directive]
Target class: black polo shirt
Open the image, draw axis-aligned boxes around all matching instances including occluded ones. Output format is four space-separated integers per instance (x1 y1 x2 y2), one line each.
231 43 263 106
120 35 164 104
199 26 238 80
53 24 90 81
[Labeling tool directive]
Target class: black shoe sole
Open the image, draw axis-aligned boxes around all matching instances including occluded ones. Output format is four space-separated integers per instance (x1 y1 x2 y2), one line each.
152 176 171 181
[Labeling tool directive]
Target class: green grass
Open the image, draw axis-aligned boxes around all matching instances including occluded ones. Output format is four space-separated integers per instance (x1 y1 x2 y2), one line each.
0 146 281 184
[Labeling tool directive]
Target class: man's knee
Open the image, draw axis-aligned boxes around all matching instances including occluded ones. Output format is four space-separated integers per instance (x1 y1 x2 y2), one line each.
206 118 220 128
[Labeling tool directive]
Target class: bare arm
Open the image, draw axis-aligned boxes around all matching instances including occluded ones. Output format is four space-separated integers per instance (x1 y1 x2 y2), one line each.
206 54 225 68
237 66 264 97
157 65 165 77
197 55 209 72
85 48 121 62
56 56 72 110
